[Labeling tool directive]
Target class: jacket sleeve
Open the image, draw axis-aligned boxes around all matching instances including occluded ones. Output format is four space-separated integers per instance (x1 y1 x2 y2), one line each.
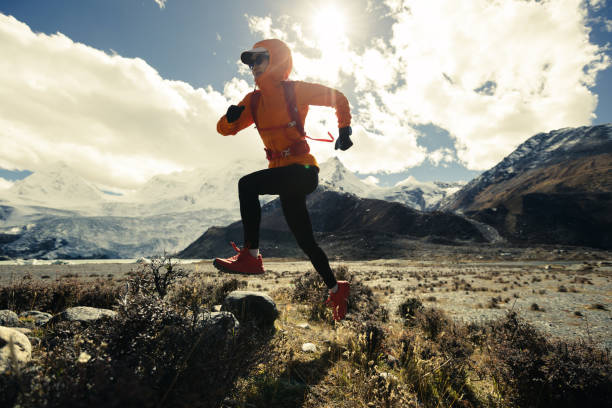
216 93 255 136
295 81 352 128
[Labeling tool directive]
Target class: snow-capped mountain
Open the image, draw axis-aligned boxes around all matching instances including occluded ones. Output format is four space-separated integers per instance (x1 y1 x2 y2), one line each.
0 156 462 259
318 157 464 211
0 160 270 259
4 162 104 212
99 159 271 216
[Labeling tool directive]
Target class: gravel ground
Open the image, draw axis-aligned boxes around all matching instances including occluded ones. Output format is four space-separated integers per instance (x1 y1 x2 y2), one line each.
1 252 610 350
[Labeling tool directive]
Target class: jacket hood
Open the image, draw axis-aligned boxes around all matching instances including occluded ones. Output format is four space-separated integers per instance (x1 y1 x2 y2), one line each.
252 39 292 89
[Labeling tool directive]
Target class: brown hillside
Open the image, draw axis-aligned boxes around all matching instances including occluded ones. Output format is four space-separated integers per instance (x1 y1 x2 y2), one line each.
466 153 612 214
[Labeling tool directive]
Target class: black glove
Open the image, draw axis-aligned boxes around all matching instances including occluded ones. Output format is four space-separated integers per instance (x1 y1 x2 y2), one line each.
226 105 245 123
335 126 353 151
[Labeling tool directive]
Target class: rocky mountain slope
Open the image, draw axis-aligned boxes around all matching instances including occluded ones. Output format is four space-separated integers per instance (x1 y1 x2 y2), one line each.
439 124 612 249
178 189 489 260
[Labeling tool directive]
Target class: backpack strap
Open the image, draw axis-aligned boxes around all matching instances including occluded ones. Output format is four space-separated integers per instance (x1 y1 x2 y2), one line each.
250 90 261 129
282 81 334 142
281 81 306 137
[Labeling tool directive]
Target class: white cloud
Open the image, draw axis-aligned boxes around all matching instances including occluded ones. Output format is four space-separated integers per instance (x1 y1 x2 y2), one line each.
588 0 606 10
2 0 608 192
362 175 380 186
246 0 610 171
0 13 265 189
428 148 455 167
154 0 166 9
0 177 14 190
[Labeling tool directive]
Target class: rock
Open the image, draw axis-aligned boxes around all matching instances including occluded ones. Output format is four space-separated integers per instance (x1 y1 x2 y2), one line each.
194 312 240 347
0 326 32 373
386 354 400 369
379 372 398 383
301 342 317 353
297 322 310 329
11 327 32 336
199 311 240 333
19 311 52 327
0 310 19 327
77 351 91 364
222 291 278 329
47 306 117 325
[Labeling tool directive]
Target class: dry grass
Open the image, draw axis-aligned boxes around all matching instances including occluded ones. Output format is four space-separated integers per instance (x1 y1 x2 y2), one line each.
0 261 610 407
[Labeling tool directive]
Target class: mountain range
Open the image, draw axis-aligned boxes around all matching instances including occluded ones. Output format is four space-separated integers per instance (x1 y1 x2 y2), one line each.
1 123 609 259
0 157 462 259
178 123 612 259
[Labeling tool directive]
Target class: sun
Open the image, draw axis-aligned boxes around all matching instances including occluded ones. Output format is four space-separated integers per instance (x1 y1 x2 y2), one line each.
311 5 347 48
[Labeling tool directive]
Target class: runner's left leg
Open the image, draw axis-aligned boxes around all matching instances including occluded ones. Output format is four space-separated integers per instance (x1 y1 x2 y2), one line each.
280 192 337 289
238 165 317 249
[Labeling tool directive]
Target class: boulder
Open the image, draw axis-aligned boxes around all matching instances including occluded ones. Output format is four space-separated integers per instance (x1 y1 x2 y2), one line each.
0 326 32 373
221 291 278 329
197 311 240 341
19 311 52 327
301 343 318 353
0 310 19 327
47 306 117 325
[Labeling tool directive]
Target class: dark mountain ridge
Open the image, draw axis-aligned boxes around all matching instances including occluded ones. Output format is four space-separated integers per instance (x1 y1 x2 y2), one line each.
178 189 489 260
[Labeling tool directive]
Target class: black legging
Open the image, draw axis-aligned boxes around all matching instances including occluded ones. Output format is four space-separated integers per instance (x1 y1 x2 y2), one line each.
238 164 337 289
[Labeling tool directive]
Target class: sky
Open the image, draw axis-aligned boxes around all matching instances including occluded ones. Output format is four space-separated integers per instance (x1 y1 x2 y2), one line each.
0 0 610 193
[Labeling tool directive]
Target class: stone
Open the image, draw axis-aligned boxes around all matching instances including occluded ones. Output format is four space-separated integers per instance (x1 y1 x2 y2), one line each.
0 310 20 327
221 291 278 329
0 326 32 373
194 312 241 348
386 354 400 369
11 327 32 336
379 372 398 383
199 311 240 332
47 306 117 325
19 311 52 327
301 342 317 353
77 351 92 364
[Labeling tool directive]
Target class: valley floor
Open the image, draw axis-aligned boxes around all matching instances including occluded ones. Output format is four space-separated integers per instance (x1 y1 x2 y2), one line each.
2 244 610 350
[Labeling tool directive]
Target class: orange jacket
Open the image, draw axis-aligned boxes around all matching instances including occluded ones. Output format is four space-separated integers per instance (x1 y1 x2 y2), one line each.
217 39 352 169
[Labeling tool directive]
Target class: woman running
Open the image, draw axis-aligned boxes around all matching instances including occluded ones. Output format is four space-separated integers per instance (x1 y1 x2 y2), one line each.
214 39 353 321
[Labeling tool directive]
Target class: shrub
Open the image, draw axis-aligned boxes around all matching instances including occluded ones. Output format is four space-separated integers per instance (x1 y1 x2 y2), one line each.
291 265 388 323
0 276 121 313
398 297 424 324
415 307 449 341
128 254 188 299
485 312 611 407
3 275 273 408
168 276 246 325
397 331 474 407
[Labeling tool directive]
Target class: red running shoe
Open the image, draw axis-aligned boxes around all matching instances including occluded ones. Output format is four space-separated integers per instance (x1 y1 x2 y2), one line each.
326 281 350 321
213 242 265 275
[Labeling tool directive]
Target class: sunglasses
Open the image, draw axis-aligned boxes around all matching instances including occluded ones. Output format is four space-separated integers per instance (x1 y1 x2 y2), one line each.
249 54 269 69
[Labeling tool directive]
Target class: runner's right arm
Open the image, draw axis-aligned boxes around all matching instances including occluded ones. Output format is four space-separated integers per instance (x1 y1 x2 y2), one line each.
217 93 255 136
